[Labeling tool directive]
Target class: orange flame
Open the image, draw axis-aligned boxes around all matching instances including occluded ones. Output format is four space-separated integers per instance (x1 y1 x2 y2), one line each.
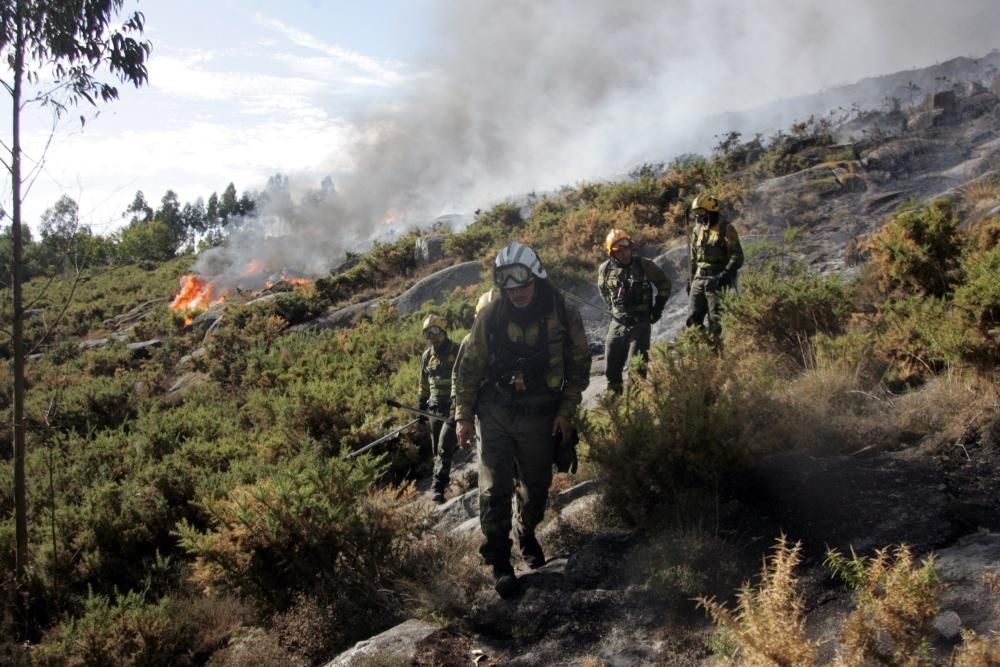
170 275 227 324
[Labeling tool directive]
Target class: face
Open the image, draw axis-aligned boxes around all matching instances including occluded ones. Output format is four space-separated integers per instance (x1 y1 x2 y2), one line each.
610 242 632 264
423 328 445 346
693 209 710 225
504 279 536 309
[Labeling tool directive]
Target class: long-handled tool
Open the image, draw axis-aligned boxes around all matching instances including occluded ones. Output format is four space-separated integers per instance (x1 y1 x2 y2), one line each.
343 418 420 460
385 398 449 423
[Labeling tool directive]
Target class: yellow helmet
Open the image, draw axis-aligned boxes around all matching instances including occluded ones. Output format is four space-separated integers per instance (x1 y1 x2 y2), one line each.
605 229 632 254
475 288 498 315
422 314 447 335
691 194 720 213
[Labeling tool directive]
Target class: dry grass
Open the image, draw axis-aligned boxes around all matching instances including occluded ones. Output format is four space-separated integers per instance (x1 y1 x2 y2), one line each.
832 545 940 667
541 493 614 558
953 630 1000 666
396 531 491 622
889 370 999 451
698 536 819 666
961 174 1000 215
632 525 746 603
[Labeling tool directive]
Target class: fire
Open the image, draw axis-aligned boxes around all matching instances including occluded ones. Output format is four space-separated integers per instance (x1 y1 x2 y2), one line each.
170 274 227 324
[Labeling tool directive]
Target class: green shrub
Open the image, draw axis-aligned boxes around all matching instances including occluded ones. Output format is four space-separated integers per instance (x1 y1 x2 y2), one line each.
722 261 852 364
952 245 1000 367
864 199 963 298
869 297 967 385
176 452 427 620
584 335 747 527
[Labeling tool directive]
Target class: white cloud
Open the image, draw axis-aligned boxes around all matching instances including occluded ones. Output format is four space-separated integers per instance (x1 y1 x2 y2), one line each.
254 14 408 87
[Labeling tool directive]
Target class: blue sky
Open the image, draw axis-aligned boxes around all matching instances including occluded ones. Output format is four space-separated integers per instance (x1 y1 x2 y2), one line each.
13 0 433 233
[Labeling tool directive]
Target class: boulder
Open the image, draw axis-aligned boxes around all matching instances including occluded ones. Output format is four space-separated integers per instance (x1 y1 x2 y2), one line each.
289 298 382 333
392 261 482 316
323 619 441 667
755 164 847 198
102 297 169 329
958 92 997 121
126 339 162 358
932 532 1000 638
414 234 446 267
433 488 480 532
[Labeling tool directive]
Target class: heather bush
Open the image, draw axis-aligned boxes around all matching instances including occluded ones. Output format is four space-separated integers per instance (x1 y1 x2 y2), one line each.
952 245 1000 367
864 199 963 298
314 231 421 305
176 452 428 622
585 335 747 527
722 261 853 365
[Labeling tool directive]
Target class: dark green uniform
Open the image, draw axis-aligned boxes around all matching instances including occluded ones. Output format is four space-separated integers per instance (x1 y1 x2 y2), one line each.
455 281 591 571
419 337 459 493
686 218 743 339
598 256 671 393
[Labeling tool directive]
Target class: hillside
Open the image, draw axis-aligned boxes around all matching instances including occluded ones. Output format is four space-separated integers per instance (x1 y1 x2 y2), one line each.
1 56 999 666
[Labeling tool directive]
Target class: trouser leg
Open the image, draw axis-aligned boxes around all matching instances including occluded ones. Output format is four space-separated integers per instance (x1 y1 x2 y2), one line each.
686 277 709 329
476 403 517 568
511 413 557 545
629 321 652 381
604 322 629 393
705 284 724 341
432 419 457 493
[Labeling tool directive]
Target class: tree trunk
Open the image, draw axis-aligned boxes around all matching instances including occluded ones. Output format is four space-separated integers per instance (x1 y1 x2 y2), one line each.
12 0 28 580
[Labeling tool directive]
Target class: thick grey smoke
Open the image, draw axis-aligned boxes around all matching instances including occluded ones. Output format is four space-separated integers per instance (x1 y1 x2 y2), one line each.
197 0 999 285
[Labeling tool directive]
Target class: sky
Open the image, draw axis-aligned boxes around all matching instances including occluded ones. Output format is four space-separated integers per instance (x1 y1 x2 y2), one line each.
3 0 999 281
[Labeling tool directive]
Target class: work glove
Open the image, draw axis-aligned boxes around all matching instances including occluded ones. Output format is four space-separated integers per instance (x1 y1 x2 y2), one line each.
650 296 667 324
710 269 734 290
554 429 579 474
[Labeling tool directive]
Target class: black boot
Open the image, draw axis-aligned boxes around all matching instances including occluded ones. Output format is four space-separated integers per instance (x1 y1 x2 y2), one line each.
519 533 546 569
492 563 520 599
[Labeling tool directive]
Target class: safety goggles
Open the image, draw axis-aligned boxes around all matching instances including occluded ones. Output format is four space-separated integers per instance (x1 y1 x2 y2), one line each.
610 240 632 252
423 326 444 338
493 263 534 289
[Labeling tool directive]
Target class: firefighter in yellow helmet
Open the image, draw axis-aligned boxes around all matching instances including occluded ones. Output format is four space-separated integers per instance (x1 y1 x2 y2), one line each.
598 229 671 393
429 288 498 503
685 195 743 341
419 314 460 503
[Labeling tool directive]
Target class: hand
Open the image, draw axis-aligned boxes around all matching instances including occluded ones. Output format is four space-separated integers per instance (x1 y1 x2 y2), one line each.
456 420 475 449
650 296 667 324
551 415 573 445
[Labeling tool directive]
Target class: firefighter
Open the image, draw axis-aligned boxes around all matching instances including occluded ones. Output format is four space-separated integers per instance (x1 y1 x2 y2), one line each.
455 242 591 598
598 229 671 393
431 288 498 502
685 194 743 341
418 314 460 503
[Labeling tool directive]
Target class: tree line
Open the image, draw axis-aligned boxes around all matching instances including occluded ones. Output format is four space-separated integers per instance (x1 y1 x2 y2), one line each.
0 182 256 283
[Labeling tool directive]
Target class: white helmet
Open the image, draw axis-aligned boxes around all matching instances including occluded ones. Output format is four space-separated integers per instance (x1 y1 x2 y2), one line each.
493 241 547 288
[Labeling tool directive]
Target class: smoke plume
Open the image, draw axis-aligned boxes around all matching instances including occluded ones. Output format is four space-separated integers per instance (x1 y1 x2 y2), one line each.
197 0 999 285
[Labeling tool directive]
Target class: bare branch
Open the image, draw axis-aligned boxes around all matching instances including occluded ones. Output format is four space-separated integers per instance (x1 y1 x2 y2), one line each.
26 263 85 357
